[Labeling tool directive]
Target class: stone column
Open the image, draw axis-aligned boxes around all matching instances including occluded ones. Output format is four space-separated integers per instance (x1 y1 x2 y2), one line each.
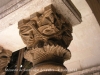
18 4 73 75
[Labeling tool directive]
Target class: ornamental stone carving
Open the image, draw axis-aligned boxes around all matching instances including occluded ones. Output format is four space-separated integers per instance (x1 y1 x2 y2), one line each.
18 4 73 75
0 46 12 75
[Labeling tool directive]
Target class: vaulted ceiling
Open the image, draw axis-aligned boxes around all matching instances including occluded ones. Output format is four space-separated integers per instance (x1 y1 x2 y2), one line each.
0 0 100 73
0 0 10 7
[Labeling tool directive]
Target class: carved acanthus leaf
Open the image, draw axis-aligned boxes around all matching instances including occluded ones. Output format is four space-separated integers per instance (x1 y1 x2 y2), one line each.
24 45 71 66
18 4 73 48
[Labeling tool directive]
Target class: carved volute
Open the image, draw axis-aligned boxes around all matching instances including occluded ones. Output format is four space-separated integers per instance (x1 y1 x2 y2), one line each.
18 4 73 75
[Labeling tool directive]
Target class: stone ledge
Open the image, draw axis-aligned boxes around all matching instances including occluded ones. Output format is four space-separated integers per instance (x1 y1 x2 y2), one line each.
0 0 81 32
0 0 32 19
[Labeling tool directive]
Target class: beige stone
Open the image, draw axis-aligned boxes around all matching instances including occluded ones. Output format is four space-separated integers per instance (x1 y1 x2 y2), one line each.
0 46 12 75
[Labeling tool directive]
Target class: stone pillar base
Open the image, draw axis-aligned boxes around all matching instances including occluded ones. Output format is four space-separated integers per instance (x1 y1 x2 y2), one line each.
29 62 67 75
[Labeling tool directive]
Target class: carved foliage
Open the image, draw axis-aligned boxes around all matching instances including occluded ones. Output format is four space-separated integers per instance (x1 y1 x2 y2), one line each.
18 5 73 48
24 45 71 66
18 5 73 75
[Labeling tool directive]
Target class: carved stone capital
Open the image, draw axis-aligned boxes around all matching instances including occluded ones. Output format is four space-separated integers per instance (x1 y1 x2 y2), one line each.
18 4 73 75
24 45 71 75
0 46 12 75
24 45 71 66
18 4 73 48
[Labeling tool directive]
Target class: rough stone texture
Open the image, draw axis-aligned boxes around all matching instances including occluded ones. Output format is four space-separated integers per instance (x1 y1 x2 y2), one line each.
64 0 100 73
24 45 71 66
24 45 70 75
0 0 51 32
0 0 31 19
0 46 12 75
0 0 10 7
0 0 81 32
18 4 73 75
51 0 82 26
0 0 100 74
18 4 73 48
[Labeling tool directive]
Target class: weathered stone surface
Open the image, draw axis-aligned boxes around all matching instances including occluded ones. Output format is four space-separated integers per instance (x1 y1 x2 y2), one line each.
51 0 82 25
18 4 72 75
18 4 73 48
24 45 70 75
29 62 67 75
0 0 82 33
0 46 12 75
24 45 71 66
0 0 31 19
